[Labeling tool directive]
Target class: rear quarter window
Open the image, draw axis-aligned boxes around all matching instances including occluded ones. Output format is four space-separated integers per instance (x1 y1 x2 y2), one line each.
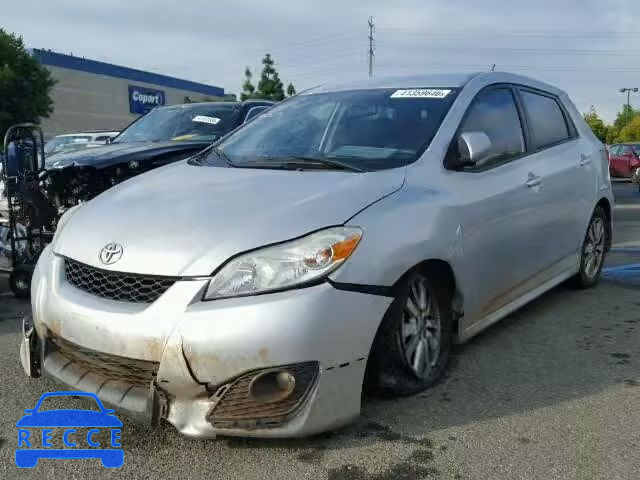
521 90 571 150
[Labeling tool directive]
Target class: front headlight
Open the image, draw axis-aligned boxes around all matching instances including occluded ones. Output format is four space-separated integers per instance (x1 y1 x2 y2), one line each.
51 204 82 247
203 226 362 300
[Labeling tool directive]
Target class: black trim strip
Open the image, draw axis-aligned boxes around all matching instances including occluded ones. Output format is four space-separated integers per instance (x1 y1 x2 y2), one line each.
328 279 395 297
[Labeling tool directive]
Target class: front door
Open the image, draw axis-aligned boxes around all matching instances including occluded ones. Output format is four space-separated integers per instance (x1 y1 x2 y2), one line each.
447 86 551 323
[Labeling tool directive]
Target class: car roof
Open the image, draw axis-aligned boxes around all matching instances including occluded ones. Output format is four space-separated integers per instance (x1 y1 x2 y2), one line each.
159 100 275 110
241 99 276 106
55 132 119 138
303 71 567 97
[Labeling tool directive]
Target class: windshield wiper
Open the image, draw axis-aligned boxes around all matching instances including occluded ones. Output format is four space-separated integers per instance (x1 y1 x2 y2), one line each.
247 156 365 172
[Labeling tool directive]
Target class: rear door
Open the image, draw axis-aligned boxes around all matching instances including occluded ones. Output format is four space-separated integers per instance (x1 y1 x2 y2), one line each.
517 88 596 261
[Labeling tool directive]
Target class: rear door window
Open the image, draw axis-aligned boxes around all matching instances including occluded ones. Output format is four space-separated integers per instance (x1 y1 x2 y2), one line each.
620 145 633 155
459 88 525 169
520 90 570 150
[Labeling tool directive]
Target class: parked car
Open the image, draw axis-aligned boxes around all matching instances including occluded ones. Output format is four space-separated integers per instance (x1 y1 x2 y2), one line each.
43 100 274 208
607 143 640 187
44 131 120 157
21 72 612 438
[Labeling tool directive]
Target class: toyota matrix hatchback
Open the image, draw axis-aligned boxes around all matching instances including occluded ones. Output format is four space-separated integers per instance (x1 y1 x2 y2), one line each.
21 72 613 438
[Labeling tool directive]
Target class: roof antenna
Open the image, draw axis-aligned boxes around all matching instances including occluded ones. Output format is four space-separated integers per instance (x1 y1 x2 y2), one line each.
490 64 496 72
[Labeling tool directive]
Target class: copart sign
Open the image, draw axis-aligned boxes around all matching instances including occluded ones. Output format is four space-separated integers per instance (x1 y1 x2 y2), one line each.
128 85 166 114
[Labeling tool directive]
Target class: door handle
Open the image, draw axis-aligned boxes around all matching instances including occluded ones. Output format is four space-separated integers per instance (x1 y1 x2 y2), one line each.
579 153 592 166
526 173 542 188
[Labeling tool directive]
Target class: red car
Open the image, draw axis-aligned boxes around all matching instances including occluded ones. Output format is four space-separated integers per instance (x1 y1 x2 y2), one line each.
608 143 640 182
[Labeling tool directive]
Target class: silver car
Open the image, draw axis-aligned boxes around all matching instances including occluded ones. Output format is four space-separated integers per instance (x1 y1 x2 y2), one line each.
21 72 613 438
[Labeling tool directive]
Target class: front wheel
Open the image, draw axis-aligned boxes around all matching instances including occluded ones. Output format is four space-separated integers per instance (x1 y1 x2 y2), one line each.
368 270 453 396
570 206 607 289
9 265 33 299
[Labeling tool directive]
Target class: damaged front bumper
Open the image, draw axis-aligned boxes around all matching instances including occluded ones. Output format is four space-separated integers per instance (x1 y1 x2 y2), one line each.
23 247 392 438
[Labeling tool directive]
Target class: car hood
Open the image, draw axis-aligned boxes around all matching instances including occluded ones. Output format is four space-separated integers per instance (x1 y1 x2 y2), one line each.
45 140 211 170
54 162 406 276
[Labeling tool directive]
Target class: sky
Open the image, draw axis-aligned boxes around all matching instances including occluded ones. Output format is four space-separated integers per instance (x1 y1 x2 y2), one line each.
2 0 640 122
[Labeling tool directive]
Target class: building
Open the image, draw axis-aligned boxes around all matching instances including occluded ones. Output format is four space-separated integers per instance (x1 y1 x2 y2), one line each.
30 49 232 137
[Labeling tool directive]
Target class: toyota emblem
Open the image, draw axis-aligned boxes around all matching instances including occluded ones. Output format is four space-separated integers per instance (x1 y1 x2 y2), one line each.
99 243 123 265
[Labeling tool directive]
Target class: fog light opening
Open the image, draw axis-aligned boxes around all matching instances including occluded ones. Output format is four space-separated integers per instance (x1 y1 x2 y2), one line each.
248 370 296 404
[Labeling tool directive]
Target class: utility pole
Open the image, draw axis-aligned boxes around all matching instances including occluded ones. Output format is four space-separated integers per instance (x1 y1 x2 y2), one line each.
368 16 375 77
620 87 639 125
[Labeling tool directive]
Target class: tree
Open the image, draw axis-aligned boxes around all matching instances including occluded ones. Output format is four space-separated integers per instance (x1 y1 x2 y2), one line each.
607 104 639 142
614 104 637 130
240 67 256 101
0 29 55 141
583 106 608 143
255 54 285 101
286 82 296 97
617 115 640 142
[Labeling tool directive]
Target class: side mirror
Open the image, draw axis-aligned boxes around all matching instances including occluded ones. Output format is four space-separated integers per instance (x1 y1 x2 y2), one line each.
456 131 491 168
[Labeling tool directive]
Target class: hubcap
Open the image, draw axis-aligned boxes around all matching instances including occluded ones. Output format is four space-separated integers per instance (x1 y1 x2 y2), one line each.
401 274 441 379
584 217 605 278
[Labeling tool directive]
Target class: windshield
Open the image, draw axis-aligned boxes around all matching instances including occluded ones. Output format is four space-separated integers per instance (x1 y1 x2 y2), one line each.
205 88 457 171
114 104 240 144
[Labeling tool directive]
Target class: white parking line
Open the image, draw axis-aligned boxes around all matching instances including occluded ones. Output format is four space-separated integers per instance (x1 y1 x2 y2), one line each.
614 204 640 210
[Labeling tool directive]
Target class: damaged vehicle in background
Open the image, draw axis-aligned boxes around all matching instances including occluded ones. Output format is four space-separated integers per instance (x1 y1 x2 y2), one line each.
44 131 120 157
21 72 612 438
44 100 274 209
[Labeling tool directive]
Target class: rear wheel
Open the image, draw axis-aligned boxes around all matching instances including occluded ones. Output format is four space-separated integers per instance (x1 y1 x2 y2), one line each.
368 269 453 396
571 206 607 289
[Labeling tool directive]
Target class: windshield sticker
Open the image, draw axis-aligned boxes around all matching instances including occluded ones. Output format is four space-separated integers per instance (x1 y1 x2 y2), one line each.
391 89 451 99
192 115 220 125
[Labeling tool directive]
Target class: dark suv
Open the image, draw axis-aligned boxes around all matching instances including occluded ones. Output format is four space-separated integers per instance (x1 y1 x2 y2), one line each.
44 100 275 208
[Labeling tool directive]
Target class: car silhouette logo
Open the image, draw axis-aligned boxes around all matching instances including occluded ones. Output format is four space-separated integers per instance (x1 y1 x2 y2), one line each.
15 391 124 468
99 243 123 265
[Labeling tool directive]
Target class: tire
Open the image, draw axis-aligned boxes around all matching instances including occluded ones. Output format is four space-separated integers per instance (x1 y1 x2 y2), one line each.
368 269 453 396
570 206 607 289
9 265 33 299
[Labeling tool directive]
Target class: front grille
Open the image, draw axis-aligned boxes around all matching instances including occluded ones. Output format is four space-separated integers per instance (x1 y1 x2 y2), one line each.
49 332 159 388
64 257 176 303
207 362 319 429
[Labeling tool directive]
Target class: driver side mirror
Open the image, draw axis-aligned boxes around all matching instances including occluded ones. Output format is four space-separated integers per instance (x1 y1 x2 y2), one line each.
453 131 492 169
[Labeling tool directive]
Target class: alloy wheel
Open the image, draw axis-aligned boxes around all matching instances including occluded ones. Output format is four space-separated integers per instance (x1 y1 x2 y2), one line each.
584 217 605 278
401 274 441 379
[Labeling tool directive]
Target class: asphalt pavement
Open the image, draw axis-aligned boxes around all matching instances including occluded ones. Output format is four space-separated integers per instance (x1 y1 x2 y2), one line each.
0 182 639 479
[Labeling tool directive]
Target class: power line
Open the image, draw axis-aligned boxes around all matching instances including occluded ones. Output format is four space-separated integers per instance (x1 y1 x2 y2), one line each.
368 16 375 77
375 62 640 74
375 43 640 56
376 27 640 37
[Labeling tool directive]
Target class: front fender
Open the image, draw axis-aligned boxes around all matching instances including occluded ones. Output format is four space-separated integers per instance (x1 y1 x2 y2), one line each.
331 187 464 294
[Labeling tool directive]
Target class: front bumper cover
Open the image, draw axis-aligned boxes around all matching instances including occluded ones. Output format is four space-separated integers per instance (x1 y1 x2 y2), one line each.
23 248 393 438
